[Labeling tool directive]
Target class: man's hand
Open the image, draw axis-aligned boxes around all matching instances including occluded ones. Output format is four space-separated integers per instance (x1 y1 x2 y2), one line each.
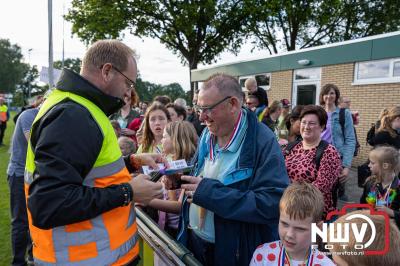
181 175 202 203
339 167 350 183
128 174 163 205
132 153 169 169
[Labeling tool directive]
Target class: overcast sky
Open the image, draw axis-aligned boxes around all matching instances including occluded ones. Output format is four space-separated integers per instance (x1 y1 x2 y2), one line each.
0 0 269 91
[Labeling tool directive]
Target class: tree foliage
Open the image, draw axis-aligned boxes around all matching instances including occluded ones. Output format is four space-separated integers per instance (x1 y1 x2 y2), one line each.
247 0 400 54
135 78 189 103
18 64 40 98
13 65 47 106
66 0 250 94
0 39 27 93
336 0 400 41
54 58 82 73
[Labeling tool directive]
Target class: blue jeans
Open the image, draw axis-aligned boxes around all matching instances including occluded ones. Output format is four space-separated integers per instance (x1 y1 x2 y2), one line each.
188 229 215 266
8 174 33 266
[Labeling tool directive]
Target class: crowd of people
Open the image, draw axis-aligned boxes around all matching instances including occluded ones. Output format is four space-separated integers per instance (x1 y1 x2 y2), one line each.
5 39 400 266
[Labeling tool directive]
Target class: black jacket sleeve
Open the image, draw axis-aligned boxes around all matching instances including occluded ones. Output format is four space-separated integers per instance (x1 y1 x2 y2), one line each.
360 184 368 204
28 101 128 229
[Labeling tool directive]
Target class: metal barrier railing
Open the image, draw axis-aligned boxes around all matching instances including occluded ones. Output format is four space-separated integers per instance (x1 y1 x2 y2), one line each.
136 207 202 266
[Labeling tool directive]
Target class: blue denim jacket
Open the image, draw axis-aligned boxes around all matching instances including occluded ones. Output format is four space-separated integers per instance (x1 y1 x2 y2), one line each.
330 107 356 168
178 109 289 265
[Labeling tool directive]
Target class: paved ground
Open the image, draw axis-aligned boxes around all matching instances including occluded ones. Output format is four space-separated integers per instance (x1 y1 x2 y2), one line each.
337 167 364 209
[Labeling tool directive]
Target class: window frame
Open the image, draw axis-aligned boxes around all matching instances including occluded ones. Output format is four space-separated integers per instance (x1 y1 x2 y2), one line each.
239 73 271 91
292 67 321 107
353 58 400 85
293 67 321 81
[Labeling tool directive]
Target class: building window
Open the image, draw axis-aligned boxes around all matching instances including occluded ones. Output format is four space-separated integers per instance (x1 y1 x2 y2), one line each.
294 68 321 80
394 61 400 77
292 68 321 106
354 58 400 84
239 73 271 91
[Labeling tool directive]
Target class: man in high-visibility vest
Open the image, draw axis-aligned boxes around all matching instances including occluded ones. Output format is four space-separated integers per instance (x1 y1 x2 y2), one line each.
26 40 164 265
0 96 9 145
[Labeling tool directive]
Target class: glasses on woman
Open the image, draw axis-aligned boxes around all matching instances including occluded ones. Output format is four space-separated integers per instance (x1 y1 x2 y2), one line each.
300 121 319 128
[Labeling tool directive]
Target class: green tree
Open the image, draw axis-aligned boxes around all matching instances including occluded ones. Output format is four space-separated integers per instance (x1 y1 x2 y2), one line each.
135 78 155 102
18 64 40 100
53 58 82 73
156 83 187 101
66 0 250 96
12 65 45 106
135 78 188 103
247 0 400 54
336 0 400 41
0 39 26 93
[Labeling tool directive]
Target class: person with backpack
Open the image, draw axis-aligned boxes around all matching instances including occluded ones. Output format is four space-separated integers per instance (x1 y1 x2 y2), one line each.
320 84 356 201
284 105 342 218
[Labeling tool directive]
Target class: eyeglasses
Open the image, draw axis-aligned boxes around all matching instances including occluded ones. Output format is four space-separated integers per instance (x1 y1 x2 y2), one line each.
99 64 136 90
194 96 231 115
300 121 319 128
113 66 136 90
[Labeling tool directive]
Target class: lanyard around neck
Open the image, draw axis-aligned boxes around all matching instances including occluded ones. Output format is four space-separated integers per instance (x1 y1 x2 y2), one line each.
279 245 314 266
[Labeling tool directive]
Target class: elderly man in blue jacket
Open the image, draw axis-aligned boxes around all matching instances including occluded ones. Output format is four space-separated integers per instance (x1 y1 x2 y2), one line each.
178 73 289 265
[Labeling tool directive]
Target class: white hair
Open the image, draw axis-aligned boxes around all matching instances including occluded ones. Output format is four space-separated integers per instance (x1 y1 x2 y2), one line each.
174 98 187 108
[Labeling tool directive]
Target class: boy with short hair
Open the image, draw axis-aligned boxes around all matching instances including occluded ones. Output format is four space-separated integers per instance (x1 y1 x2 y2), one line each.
250 182 335 265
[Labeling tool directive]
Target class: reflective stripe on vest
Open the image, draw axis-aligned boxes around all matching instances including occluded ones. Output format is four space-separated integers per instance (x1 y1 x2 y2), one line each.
0 104 7 122
25 89 138 265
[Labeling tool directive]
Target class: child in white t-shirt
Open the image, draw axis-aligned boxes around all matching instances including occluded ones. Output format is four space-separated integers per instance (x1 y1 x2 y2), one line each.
250 182 335 266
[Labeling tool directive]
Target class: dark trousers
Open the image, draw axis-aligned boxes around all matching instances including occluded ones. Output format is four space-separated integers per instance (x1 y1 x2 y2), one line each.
338 181 346 197
187 229 215 266
8 174 33 266
0 122 6 144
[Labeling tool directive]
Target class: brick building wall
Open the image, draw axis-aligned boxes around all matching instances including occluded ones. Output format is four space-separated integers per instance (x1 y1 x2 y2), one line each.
269 70 293 104
322 63 400 166
265 63 400 167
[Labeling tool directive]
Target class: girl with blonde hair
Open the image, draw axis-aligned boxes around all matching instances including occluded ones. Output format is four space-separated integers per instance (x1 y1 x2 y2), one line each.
148 121 198 238
361 146 400 229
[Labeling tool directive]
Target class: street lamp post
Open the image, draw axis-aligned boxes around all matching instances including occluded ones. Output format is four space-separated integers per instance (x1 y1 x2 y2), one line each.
48 0 54 89
28 48 33 99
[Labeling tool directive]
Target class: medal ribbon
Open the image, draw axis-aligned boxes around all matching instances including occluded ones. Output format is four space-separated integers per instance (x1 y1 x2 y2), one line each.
281 246 314 266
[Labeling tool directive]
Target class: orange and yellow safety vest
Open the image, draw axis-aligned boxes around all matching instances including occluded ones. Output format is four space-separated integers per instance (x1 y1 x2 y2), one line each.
0 104 7 122
25 89 139 265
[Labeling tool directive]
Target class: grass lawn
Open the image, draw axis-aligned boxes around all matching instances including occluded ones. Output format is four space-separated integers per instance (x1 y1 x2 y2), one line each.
0 113 14 264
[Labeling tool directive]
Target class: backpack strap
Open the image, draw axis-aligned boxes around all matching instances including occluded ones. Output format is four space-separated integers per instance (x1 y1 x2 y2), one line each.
339 108 346 139
285 139 328 170
284 139 302 156
315 140 329 170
